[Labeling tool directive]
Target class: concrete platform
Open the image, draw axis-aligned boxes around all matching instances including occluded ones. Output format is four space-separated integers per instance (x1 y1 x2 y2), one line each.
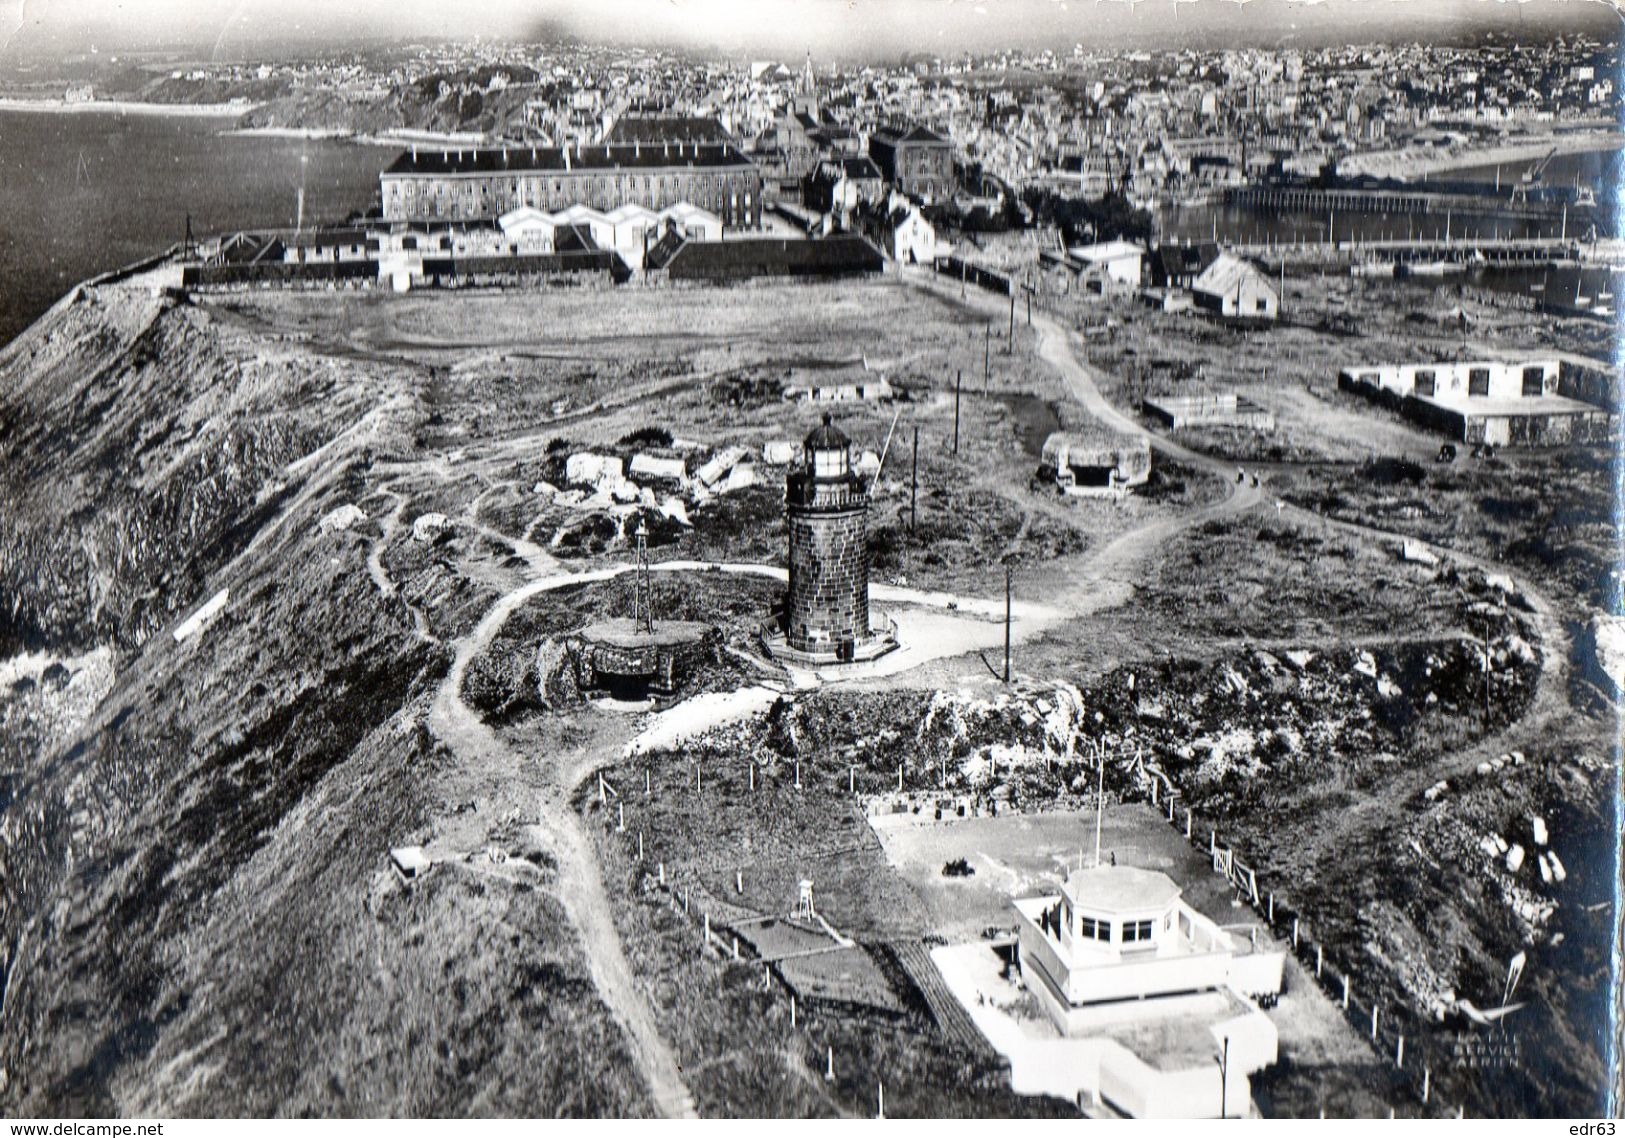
930 939 1268 1117
759 611 899 667
578 618 712 648
571 618 716 695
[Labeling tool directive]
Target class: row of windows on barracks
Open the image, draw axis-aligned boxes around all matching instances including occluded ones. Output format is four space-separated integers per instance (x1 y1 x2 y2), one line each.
381 160 763 228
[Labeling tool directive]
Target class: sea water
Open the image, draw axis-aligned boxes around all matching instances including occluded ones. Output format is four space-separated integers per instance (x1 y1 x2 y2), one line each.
0 108 391 345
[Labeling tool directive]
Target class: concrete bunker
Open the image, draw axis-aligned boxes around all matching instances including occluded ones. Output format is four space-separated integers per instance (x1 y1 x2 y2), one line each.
1038 429 1152 498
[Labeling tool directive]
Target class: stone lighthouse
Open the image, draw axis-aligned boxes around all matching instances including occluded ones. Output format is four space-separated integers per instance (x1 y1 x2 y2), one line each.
766 414 897 665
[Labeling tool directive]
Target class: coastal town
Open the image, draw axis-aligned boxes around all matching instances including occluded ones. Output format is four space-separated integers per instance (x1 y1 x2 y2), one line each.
0 0 1619 1125
7 27 1620 190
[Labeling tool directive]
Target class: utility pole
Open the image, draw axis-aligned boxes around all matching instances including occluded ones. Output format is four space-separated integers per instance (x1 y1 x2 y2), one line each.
632 522 654 635
953 369 962 456
1219 1035 1231 1119
909 426 919 532
1003 565 1012 683
983 324 991 393
1093 749 1105 868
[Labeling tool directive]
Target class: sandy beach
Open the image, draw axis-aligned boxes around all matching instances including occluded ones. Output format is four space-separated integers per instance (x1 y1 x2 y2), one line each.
221 126 487 148
0 96 256 117
1339 128 1624 181
225 125 357 140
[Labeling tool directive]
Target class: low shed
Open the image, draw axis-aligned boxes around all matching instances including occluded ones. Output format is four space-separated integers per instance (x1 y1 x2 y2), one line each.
1143 393 1275 431
650 234 884 281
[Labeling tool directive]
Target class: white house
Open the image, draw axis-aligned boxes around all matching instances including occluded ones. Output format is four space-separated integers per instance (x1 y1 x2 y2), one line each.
1068 240 1146 288
857 193 942 264
497 201 723 271
497 206 559 252
1190 253 1279 320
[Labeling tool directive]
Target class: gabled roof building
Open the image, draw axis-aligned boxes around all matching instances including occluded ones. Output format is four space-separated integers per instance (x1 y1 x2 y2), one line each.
1189 253 1279 321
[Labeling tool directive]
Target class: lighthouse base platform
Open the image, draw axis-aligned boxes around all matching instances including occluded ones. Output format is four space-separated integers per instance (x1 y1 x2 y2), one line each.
759 611 899 667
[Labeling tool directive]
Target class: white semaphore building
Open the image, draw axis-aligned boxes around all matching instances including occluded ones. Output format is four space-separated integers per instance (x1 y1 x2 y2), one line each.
1014 864 1286 1017
1009 863 1286 1118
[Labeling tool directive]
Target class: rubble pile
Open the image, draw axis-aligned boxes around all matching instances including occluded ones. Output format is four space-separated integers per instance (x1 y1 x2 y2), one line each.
635 622 1541 819
1138 630 1541 803
1421 748 1581 946
530 437 795 555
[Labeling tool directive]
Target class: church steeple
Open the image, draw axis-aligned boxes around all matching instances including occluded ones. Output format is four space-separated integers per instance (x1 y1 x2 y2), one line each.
799 50 819 117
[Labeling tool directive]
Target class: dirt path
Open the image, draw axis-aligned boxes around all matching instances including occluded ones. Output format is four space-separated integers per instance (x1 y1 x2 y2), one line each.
903 268 1263 591
417 555 1073 1117
902 269 1570 784
427 581 700 1119
1281 503 1572 833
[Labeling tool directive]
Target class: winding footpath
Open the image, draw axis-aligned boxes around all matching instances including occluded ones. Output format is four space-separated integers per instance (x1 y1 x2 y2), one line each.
412 268 1575 1117
903 265 1573 818
427 579 701 1118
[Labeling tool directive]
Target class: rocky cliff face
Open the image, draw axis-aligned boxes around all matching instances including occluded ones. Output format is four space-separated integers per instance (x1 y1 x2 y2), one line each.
234 67 543 138
0 284 649 1115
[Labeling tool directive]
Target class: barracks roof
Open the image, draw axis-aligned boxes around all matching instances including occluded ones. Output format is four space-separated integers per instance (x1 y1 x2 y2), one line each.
870 124 951 147
382 141 757 178
602 115 736 145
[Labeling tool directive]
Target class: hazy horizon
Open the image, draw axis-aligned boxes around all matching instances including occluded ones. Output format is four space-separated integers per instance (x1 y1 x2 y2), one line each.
2 0 1620 64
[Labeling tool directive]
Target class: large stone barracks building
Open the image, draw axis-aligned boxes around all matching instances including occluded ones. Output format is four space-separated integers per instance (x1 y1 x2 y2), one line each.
380 141 763 229
867 124 956 204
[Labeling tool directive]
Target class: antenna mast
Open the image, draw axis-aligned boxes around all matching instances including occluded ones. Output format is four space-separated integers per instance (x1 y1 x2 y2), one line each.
297 152 309 233
1093 742 1105 868
632 520 654 635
